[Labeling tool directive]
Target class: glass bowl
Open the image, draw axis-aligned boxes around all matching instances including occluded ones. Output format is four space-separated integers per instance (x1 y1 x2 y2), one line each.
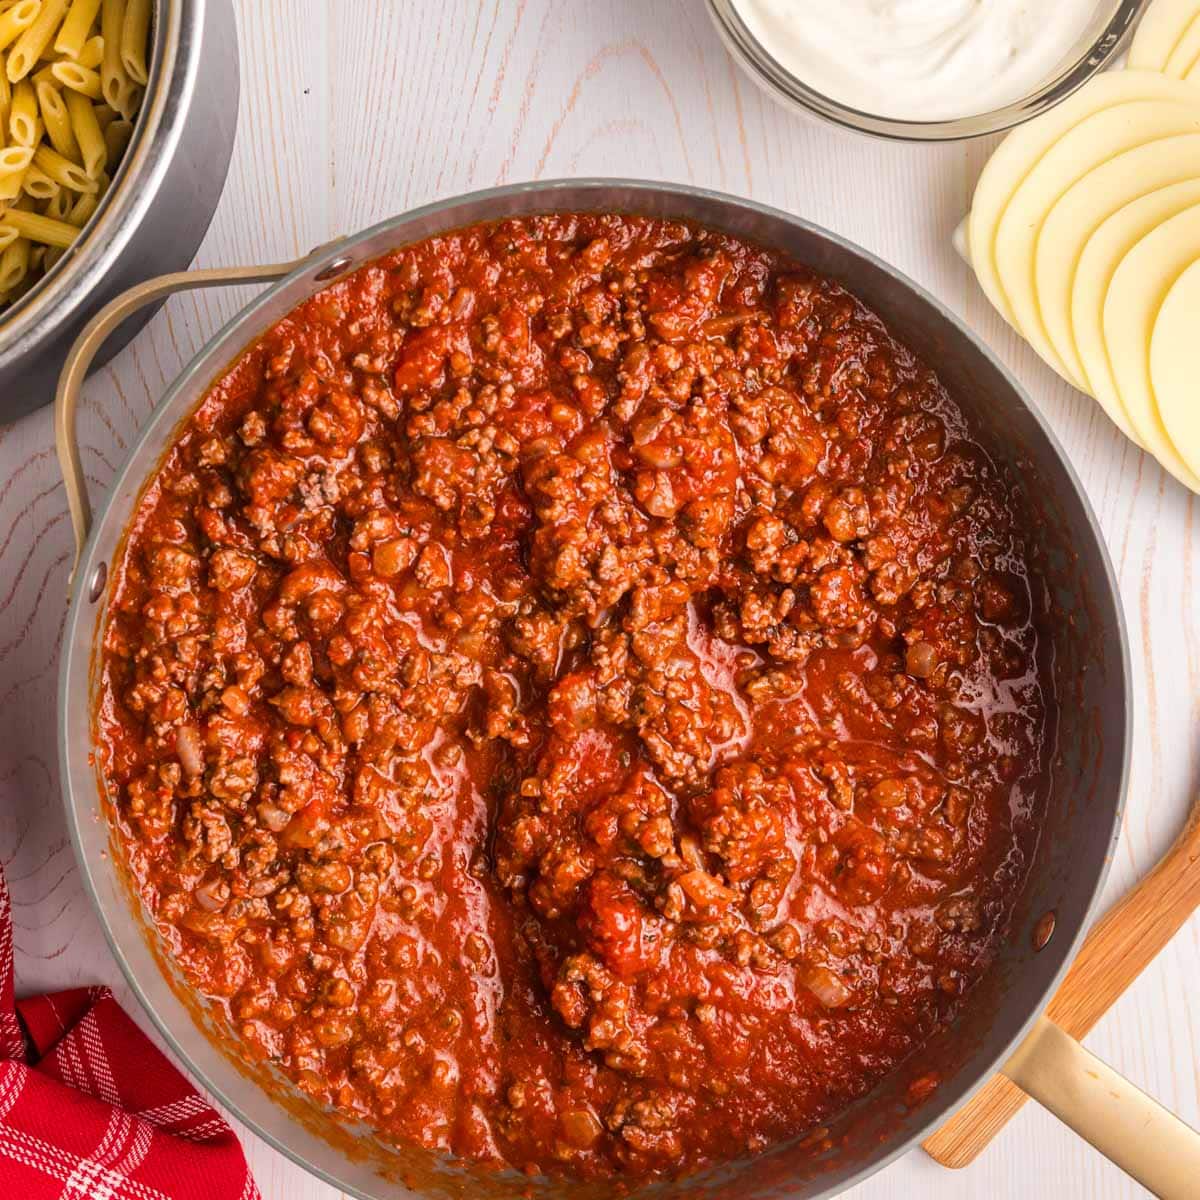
707 0 1151 141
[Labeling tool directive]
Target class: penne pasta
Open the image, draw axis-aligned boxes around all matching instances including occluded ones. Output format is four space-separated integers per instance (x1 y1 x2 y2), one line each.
75 32 101 68
99 0 125 110
1 0 146 311
51 58 100 97
64 86 101 174
2 204 78 247
0 0 38 55
35 77 79 161
54 0 102 59
42 184 70 218
20 160 56 197
6 0 68 82
0 142 33 175
0 168 24 201
33 140 95 190
8 77 35 141
0 235 30 291
100 111 126 164
110 75 135 117
65 186 93 224
118 0 144 84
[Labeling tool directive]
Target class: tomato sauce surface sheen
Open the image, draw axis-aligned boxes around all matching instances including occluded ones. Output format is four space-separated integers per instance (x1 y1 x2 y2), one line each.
97 214 1053 1182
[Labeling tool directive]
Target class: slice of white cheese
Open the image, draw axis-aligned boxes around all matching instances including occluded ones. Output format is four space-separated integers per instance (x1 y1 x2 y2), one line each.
1072 180 1200 448
968 72 1200 329
1037 133 1200 389
1164 14 1200 76
1150 259 1200 478
997 103 1200 382
1103 203 1200 491
1130 0 1200 72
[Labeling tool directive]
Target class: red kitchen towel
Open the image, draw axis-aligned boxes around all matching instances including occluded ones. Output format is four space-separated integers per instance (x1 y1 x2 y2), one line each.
0 860 261 1200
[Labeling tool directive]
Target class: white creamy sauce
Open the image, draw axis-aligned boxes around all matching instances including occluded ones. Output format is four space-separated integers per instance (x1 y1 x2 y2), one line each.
732 0 1101 120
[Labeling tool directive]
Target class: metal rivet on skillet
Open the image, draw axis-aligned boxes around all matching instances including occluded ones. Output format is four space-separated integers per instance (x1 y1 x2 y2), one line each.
88 562 108 603
314 255 354 282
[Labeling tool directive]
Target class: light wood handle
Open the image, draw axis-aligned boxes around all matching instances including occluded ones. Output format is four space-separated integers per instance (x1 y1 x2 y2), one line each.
924 802 1200 1168
1003 1017 1200 1198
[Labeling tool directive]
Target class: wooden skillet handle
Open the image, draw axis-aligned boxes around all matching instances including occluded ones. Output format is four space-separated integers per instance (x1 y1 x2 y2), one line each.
924 801 1200 1168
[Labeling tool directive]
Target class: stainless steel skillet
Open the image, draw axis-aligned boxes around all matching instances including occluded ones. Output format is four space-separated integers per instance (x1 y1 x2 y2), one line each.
54 179 1189 1198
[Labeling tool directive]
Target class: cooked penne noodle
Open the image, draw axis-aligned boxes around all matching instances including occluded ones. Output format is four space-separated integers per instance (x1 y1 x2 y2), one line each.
8 75 35 141
7 0 68 81
99 0 125 110
75 32 101 68
64 86 101 174
65 187 93 224
0 142 33 177
20 160 56 197
0 235 30 290
1 0 146 310
51 59 100 97
42 184 70 219
101 111 126 163
32 141 94 190
3 204 77 246
110 75 135 117
119 0 144 84
35 78 79 160
0 169 24 200
54 0 102 59
0 0 38 55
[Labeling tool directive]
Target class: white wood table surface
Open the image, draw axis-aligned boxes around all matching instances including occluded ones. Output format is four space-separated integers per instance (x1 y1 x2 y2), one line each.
1 2 1197 1197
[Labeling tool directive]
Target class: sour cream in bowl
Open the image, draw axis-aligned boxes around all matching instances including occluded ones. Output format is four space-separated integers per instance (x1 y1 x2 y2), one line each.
709 0 1145 139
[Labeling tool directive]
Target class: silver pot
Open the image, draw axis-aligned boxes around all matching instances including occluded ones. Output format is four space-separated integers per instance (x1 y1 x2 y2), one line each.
57 181 1195 1198
0 0 238 423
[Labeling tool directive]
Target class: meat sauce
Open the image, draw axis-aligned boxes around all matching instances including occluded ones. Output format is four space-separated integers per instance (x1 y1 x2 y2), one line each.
97 214 1053 1183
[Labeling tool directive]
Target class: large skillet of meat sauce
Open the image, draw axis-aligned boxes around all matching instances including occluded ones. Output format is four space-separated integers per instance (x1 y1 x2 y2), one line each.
97 214 1052 1183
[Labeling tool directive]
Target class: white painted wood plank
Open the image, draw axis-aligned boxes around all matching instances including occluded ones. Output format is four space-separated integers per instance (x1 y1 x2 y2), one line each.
0 2 1194 1196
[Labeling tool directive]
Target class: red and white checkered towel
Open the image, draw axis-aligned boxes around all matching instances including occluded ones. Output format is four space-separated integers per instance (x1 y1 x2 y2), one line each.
0 859 261 1200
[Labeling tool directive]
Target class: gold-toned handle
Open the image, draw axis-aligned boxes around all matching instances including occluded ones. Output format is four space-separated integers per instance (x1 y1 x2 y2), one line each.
55 258 315 585
1003 1017 1200 1198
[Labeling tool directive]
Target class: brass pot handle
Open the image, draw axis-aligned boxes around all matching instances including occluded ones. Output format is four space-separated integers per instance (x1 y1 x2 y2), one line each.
1003 1016 1200 1197
54 256 325 584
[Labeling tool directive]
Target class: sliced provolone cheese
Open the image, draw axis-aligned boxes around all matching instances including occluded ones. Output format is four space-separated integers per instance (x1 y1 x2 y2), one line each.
1130 0 1200 72
997 103 1200 382
1103 204 1200 491
1072 180 1200 448
1150 259 1200 478
1037 134 1200 390
968 72 1200 328
1165 14 1200 76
